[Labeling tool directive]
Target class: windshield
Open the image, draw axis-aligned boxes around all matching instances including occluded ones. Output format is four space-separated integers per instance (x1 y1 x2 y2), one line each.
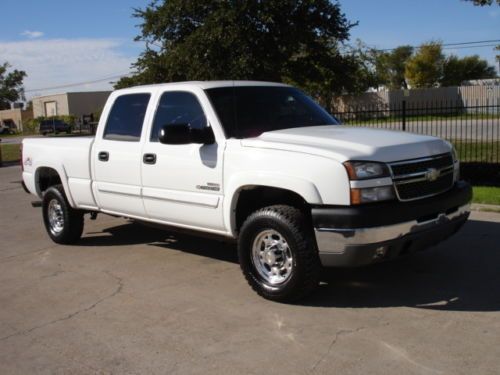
205 86 339 138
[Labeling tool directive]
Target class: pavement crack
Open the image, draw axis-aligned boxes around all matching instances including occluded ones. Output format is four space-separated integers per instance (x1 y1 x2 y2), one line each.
0 270 123 342
0 246 54 263
310 326 365 372
40 270 65 279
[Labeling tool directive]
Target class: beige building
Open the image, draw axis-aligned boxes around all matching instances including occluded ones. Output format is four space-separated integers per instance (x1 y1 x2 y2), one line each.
32 91 111 118
0 107 33 132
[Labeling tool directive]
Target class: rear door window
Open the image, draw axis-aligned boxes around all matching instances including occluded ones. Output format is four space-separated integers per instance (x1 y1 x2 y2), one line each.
104 93 151 141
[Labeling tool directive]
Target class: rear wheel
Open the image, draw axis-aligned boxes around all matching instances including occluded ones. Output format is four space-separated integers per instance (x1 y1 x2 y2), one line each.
238 205 321 302
42 185 84 244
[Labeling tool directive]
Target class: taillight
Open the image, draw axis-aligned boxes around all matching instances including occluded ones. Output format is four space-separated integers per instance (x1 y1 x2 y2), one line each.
20 143 24 172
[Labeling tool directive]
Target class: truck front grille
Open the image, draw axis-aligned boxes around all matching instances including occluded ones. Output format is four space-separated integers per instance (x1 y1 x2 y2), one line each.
389 153 455 201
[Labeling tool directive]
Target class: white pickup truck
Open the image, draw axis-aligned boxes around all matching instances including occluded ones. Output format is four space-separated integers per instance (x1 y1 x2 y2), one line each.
22 81 471 301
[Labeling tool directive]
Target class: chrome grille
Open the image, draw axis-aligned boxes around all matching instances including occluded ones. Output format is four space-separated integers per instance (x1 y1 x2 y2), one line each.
390 153 455 201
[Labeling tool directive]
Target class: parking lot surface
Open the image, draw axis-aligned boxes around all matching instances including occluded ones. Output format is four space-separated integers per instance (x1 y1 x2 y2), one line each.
1 165 499 375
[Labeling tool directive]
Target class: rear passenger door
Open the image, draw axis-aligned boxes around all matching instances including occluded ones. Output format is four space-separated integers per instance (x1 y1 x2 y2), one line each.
141 89 225 232
92 92 152 217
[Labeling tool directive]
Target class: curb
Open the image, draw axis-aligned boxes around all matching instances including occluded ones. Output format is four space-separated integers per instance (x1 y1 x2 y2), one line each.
471 203 500 213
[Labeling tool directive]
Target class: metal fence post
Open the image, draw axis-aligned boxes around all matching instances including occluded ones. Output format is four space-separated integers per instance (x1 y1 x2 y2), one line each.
402 100 406 131
0 139 3 167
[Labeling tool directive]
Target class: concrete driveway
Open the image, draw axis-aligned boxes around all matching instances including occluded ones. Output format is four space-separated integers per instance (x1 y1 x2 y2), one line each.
1 165 499 375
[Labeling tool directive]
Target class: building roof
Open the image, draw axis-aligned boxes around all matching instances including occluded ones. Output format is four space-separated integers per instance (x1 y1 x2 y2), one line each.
32 91 112 100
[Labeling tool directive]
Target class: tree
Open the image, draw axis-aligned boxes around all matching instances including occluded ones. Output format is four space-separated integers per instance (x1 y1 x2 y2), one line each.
374 45 414 89
116 0 372 105
0 62 27 110
463 0 500 5
440 55 496 86
405 42 445 88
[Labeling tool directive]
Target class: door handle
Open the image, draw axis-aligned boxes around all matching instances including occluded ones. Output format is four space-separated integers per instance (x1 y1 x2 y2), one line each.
143 153 157 165
98 151 109 162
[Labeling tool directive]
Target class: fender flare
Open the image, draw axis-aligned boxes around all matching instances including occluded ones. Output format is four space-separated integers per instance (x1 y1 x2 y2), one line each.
33 161 76 208
224 172 323 236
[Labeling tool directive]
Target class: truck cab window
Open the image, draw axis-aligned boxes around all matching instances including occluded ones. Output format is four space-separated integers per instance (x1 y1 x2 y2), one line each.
150 91 207 142
103 93 150 141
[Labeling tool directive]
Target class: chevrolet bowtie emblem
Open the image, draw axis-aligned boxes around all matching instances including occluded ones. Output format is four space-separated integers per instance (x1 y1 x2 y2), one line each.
425 168 440 182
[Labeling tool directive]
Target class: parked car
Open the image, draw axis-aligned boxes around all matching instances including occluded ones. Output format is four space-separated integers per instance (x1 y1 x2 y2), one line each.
21 81 472 302
39 119 72 135
0 120 16 134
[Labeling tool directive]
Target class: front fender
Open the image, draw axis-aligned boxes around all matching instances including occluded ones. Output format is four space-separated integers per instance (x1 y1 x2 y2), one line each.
224 172 323 236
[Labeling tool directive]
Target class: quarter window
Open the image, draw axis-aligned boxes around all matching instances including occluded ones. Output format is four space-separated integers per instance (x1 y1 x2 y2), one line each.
103 93 150 141
150 91 207 142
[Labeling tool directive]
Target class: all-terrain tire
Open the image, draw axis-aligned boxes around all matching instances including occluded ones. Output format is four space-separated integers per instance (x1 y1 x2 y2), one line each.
42 184 84 244
238 205 321 302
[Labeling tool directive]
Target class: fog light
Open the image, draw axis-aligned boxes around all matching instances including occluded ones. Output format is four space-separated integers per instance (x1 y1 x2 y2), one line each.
373 246 388 259
351 186 395 204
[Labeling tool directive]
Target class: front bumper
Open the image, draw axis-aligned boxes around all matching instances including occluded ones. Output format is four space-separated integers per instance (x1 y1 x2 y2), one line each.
314 181 472 267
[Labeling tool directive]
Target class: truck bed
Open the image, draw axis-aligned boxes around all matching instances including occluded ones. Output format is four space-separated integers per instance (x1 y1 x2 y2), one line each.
22 136 96 208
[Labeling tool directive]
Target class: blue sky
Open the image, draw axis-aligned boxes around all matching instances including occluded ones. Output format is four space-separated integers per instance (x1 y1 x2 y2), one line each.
0 0 498 98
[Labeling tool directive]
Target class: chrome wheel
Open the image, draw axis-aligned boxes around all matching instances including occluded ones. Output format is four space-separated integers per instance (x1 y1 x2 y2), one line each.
48 199 64 235
252 229 294 285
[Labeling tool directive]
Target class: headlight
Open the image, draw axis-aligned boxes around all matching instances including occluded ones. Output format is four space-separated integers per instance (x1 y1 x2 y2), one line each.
343 161 390 180
350 186 395 204
344 161 394 204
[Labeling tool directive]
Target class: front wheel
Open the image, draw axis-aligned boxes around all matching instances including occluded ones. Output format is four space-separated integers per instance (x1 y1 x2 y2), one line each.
42 185 84 244
238 205 321 302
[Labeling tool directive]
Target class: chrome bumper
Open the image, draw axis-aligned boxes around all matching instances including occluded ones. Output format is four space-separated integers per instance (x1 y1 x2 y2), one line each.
315 204 470 266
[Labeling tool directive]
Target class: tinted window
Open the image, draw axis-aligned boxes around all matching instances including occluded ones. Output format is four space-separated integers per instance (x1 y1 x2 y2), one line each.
104 93 150 141
150 91 207 142
205 86 338 138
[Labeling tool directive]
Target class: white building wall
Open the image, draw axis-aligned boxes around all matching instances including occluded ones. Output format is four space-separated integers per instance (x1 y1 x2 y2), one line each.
32 94 70 118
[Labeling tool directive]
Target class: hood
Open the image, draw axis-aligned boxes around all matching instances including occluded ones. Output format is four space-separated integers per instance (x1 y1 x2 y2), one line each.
240 125 451 163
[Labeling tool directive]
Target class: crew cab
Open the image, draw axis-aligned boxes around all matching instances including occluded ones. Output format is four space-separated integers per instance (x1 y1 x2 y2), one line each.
22 81 471 301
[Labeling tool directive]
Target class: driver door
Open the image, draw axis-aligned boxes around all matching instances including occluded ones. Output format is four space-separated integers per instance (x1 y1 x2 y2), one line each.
141 90 225 231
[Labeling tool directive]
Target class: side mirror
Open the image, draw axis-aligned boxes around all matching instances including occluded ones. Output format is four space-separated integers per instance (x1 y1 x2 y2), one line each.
158 124 215 145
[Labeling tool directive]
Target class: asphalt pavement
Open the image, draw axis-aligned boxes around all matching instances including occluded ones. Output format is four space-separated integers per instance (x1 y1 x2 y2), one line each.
1 165 499 374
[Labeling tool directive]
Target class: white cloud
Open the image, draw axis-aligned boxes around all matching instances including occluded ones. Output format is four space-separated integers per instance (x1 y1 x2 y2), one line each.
21 30 44 39
0 38 135 98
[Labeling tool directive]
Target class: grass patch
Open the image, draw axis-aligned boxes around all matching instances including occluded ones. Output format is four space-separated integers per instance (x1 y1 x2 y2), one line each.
453 141 500 163
472 186 500 205
0 143 21 163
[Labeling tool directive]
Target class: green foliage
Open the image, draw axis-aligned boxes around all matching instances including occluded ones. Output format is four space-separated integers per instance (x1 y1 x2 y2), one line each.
0 143 21 163
441 55 496 86
0 62 27 110
463 0 500 5
373 45 414 89
24 115 76 133
23 118 40 134
405 42 446 88
116 0 374 104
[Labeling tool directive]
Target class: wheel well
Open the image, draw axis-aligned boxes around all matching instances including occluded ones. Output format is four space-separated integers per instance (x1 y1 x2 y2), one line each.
234 186 311 232
36 167 62 194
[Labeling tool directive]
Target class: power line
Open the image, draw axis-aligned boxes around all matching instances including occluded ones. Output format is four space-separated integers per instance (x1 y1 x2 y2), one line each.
442 43 500 50
24 73 131 93
376 39 500 52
